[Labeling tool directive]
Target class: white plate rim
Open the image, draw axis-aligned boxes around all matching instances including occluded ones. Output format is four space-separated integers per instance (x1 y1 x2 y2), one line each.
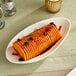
6 17 71 64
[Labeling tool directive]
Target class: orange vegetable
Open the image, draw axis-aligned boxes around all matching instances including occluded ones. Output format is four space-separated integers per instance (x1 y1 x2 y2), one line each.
13 23 62 61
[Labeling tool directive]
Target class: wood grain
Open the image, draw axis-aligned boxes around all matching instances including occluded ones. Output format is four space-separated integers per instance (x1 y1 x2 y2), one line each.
8 69 72 76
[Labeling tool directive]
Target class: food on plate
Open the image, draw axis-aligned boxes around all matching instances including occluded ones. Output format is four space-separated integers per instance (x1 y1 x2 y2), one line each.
58 25 62 31
13 22 62 61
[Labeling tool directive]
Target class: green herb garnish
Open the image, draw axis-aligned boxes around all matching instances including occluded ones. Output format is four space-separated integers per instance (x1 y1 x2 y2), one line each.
24 42 29 45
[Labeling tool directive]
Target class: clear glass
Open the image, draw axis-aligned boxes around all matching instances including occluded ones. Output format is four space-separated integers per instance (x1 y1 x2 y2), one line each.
1 0 16 16
0 4 5 29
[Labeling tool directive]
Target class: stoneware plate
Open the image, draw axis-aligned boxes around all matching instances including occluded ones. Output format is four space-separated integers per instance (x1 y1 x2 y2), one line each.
6 17 71 64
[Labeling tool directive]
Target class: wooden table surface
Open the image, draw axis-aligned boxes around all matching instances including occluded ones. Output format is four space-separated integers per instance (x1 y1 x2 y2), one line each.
9 69 72 76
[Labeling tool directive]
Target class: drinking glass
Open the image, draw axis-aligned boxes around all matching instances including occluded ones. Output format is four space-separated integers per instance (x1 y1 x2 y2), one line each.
1 0 16 16
0 4 5 29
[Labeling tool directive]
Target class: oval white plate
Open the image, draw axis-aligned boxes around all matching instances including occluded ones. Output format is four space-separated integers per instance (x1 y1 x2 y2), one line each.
6 17 71 64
